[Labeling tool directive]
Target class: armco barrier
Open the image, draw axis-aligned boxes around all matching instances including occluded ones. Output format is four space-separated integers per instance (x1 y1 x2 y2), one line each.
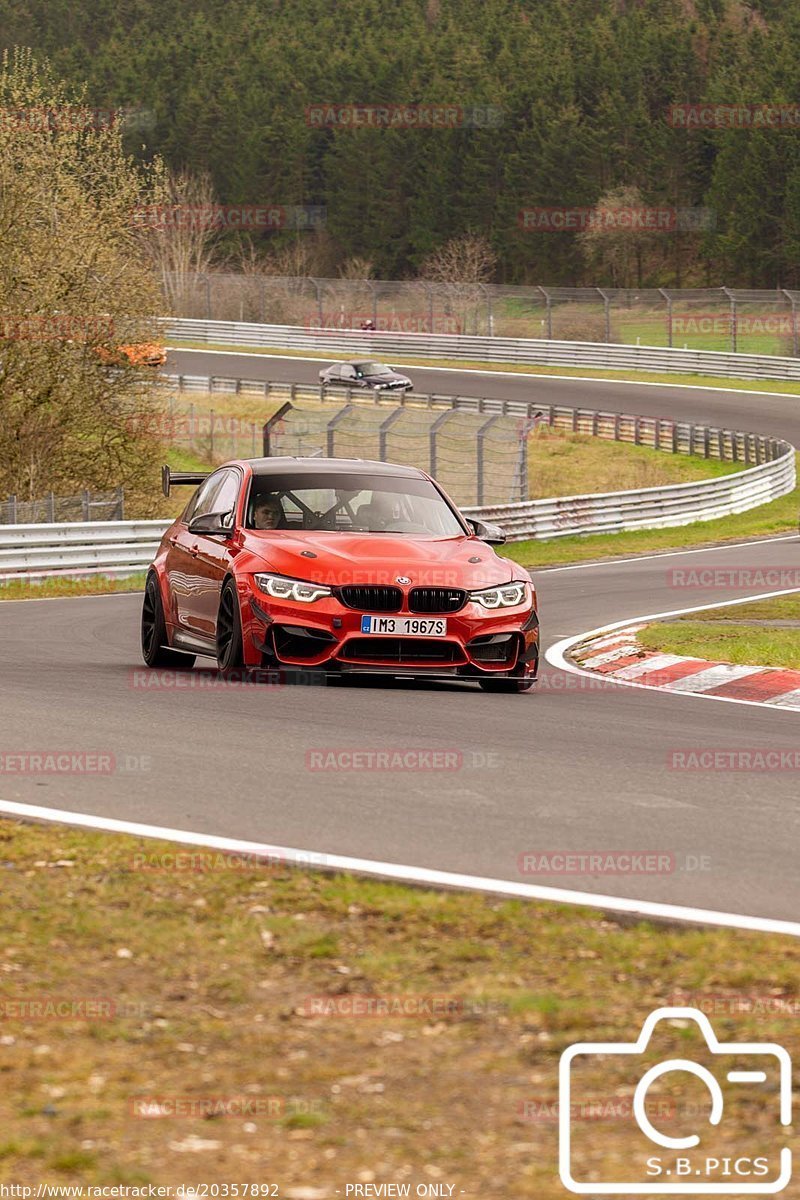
165 317 800 382
0 520 169 581
462 450 795 540
0 407 794 578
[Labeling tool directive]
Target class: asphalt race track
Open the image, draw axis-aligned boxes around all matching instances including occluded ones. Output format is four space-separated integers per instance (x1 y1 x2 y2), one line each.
3 347 800 924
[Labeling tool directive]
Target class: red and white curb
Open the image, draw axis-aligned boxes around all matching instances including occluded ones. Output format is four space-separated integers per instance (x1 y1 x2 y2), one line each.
574 623 800 707
547 588 800 713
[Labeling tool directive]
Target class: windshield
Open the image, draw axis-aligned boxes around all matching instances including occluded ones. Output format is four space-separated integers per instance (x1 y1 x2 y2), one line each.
247 471 463 535
353 361 388 376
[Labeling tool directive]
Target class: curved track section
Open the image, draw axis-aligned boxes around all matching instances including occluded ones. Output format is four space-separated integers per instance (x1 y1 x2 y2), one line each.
2 348 800 924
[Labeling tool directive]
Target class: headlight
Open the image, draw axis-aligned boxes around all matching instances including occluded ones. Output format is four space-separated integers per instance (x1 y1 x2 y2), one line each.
254 573 332 604
470 581 529 609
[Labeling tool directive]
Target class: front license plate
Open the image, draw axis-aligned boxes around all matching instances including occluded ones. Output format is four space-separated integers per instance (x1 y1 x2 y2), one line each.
360 615 447 637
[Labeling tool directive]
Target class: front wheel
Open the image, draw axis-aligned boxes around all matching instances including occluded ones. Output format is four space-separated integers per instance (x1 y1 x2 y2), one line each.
477 655 537 694
141 575 196 669
478 674 536 694
216 579 244 672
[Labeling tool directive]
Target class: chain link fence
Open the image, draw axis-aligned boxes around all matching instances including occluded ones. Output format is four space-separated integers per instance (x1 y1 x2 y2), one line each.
164 273 800 356
0 488 125 525
263 402 535 506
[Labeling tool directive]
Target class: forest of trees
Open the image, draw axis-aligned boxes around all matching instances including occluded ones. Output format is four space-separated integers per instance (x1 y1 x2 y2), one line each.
3 0 800 285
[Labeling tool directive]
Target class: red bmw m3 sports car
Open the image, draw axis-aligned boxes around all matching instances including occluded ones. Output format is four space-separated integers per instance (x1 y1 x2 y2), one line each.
141 458 539 692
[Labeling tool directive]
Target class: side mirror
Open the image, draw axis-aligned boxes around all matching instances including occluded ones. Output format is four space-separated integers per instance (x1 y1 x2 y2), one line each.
467 518 506 545
188 511 234 537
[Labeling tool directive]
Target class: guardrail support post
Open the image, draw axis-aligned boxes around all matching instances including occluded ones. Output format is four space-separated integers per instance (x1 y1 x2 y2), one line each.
476 414 502 504
539 287 552 340
597 288 611 342
723 287 737 353
378 407 406 462
327 405 355 457
659 288 673 347
429 409 457 479
783 289 799 357
263 401 294 456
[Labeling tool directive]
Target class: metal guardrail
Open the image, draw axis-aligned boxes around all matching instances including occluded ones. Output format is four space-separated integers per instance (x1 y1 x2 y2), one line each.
0 521 168 580
1 399 794 577
165 317 800 381
462 451 795 540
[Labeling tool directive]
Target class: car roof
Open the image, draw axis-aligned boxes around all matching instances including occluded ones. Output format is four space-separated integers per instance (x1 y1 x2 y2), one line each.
243 456 427 479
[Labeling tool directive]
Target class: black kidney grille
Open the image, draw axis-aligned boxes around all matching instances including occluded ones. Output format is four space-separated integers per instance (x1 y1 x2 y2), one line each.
337 585 402 612
408 587 467 614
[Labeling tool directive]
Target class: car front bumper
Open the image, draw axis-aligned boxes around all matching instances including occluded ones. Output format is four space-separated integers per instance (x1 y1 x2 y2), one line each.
239 584 539 679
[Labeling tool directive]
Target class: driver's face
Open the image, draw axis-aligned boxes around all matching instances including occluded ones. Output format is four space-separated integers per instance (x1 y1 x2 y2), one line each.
254 501 281 529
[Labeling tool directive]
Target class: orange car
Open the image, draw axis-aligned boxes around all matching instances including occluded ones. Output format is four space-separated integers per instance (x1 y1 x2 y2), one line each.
96 342 167 368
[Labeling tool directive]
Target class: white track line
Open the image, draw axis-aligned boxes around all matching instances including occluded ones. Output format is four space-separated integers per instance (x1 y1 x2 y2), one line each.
165 347 800 399
0 797 798 938
547 587 800 714
534 534 798 574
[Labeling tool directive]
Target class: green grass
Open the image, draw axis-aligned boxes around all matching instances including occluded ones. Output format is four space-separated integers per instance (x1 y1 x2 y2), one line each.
688 595 800 621
638 591 800 670
1 818 800 1192
0 572 148 602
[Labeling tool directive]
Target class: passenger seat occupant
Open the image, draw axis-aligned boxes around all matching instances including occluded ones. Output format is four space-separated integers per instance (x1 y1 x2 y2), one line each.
252 494 284 530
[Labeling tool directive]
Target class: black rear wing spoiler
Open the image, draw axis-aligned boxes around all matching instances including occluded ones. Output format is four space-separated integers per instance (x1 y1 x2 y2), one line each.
162 465 209 497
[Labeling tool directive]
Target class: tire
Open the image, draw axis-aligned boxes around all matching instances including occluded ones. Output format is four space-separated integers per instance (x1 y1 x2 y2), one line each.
141 574 196 669
477 653 537 694
478 673 536 694
216 578 244 672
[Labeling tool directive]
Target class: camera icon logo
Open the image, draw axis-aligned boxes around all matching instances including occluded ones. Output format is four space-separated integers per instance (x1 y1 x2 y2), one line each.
559 1006 792 1194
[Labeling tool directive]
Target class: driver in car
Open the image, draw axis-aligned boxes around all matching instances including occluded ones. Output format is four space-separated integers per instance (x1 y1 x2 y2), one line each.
252 494 285 530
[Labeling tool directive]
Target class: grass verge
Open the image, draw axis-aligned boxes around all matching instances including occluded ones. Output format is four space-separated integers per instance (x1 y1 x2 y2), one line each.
0 819 799 1193
0 573 148 602
638 592 800 670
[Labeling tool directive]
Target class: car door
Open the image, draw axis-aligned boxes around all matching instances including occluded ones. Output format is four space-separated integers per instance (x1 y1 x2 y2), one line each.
165 469 239 638
188 469 242 636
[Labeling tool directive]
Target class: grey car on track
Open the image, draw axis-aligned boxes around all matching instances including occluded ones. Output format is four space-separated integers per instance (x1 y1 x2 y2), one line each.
319 360 413 392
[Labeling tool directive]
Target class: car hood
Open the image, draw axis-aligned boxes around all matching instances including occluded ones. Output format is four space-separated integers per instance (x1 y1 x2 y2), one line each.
365 372 408 385
241 531 513 589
